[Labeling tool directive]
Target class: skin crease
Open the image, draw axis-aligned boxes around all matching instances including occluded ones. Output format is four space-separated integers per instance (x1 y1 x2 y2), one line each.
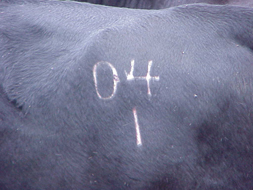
3 0 253 7
0 1 253 190
77 0 253 8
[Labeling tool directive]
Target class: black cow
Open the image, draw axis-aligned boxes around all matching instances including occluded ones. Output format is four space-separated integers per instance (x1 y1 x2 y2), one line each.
0 1 253 189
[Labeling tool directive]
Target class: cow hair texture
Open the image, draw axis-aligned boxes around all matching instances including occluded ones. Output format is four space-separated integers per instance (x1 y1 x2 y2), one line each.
0 1 253 189
3 0 253 8
75 0 253 9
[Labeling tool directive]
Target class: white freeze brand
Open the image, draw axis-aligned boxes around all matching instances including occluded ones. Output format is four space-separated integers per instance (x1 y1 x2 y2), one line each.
125 59 160 97
93 59 159 100
93 59 160 147
93 61 120 100
133 107 142 146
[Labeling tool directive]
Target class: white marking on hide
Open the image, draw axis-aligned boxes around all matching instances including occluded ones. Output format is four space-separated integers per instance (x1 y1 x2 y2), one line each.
125 60 159 97
133 107 142 146
93 61 120 100
126 59 135 80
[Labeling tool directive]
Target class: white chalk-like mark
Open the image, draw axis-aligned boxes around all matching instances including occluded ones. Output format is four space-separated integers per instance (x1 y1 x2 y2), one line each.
125 60 159 97
93 61 120 100
146 60 160 96
126 59 135 80
133 107 142 146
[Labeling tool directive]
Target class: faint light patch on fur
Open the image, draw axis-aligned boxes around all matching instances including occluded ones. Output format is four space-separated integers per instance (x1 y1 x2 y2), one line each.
93 61 120 100
133 107 142 146
125 59 159 97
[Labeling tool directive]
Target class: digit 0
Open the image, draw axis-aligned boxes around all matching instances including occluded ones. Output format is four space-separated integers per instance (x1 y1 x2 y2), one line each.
93 61 120 100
